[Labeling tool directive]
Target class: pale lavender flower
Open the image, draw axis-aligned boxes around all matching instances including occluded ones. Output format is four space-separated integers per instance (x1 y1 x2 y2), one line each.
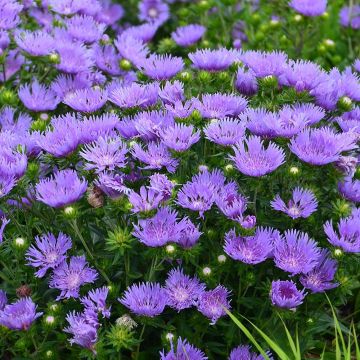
159 80 184 105
81 287 111 319
338 178 360 203
122 23 159 43
94 171 129 199
128 186 163 213
65 14 106 43
289 0 327 16
48 0 84 15
270 280 306 309
51 74 90 100
160 338 208 360
230 136 285 177
0 30 10 52
197 285 231 325
36 169 88 208
165 100 195 119
138 0 169 26
132 142 179 173
0 216 9 243
172 24 206 47
204 118 246 146
336 107 360 134
0 0 23 30
95 2 123 25
177 218 202 248
50 255 98 300
26 232 72 278
335 156 358 177
0 107 31 134
339 5 360 29
274 230 321 275
0 50 24 82
18 80 60 112
160 123 200 152
300 249 338 293
80 136 127 172
354 59 360 72
63 87 108 113
14 29 55 56
241 107 277 138
224 227 278 264
119 282 167 317
271 187 318 219
291 103 325 125
0 148 27 178
165 268 205 311
139 54 184 80
235 68 258 96
149 173 174 200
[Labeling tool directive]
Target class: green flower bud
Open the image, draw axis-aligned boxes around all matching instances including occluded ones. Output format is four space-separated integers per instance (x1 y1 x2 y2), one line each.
105 227 133 253
217 71 229 82
119 59 132 71
165 244 176 254
48 53 60 64
323 39 335 49
260 75 278 88
269 18 280 28
321 11 329 19
178 71 192 83
63 206 77 219
198 0 211 11
289 166 300 176
293 14 303 23
198 70 211 82
13 237 27 249
27 162 39 180
250 13 261 24
333 248 343 258
190 109 202 122
44 315 56 328
224 164 234 175
202 267 212 276
337 96 352 112
45 350 54 358
0 89 17 105
254 31 265 42
201 39 210 48
31 119 48 132
217 254 226 263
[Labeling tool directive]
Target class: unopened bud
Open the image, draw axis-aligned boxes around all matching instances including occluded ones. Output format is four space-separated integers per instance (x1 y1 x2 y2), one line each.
14 237 26 248
16 284 32 298
119 59 132 71
217 254 226 263
202 267 211 276
165 244 175 254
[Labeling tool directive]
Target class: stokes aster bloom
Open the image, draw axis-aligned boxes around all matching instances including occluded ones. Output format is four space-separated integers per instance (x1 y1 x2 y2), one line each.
0 0 23 30
270 280 306 309
271 187 318 219
235 68 258 96
229 345 267 360
172 24 206 47
160 338 208 360
0 175 17 198
160 123 200 152
81 287 111 319
0 297 42 330
289 0 327 17
63 87 108 113
0 290 7 310
128 186 163 213
230 136 285 177
36 169 88 208
149 173 174 200
26 232 72 278
139 54 184 80
338 178 360 203
65 14 106 43
119 282 167 317
14 29 55 56
114 33 149 66
138 0 169 26
339 5 360 29
204 118 246 146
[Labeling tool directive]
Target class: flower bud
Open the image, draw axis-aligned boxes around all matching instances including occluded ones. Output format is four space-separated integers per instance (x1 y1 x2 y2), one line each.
321 11 329 19
224 164 234 174
337 96 352 112
165 332 175 342
293 14 303 22
202 267 212 276
333 248 343 258
179 71 192 83
323 39 335 49
198 164 208 172
217 254 226 263
116 314 137 330
31 119 48 132
44 315 56 327
260 75 278 89
119 59 132 71
198 70 211 82
269 18 280 28
87 186 104 208
190 110 202 122
14 237 26 248
63 206 77 219
217 71 229 82
16 284 32 298
48 53 60 64
45 350 54 358
165 244 176 254
0 89 17 105
289 166 300 176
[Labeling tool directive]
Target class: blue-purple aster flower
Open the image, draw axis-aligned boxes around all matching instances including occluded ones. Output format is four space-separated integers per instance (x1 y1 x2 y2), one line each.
48 0 84 15
51 74 90 100
224 227 278 264
26 232 72 278
241 108 277 138
274 230 321 275
18 80 60 112
339 5 360 29
197 285 231 325
0 0 23 30
300 249 338 293
0 107 31 134
189 48 239 72
230 136 285 177
128 186 163 213
172 24 206 47
110 82 158 109
94 171 129 199
194 93 248 119
0 290 7 310
14 29 55 56
0 50 24 82
114 33 149 67
271 187 318 219
165 268 205 312
94 44 122 76
139 54 184 80
229 345 267 360
338 178 360 203
204 118 246 146
177 218 202 248
50 255 98 300
336 107 360 134
289 0 327 16
0 175 17 198
80 136 127 172
149 173 174 200
122 23 159 43
0 148 27 178
119 282 167 317
65 14 106 43
138 0 169 26
132 141 179 173
160 123 200 152
63 87 108 113
289 127 357 165
160 338 208 360
324 211 360 253
0 30 10 53
0 216 9 243
0 297 42 330
96 1 124 24
36 169 88 208
270 280 306 309
165 100 195 119
159 80 184 105
81 287 111 319
235 67 258 96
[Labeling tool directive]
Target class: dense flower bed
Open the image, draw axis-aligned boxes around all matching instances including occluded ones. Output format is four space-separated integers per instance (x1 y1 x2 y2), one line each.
0 0 359 359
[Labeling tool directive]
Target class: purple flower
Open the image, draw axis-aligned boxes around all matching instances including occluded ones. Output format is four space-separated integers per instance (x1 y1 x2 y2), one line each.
194 93 248 119
0 298 42 330
230 136 285 177
270 280 306 309
48 0 84 15
122 23 159 43
149 173 175 200
300 249 338 293
274 230 320 275
51 74 90 100
0 107 31 134
0 175 17 198
324 212 360 253
0 290 7 310
339 5 360 29
114 33 149 66
172 24 206 47
336 107 360 134
139 54 184 80
354 59 360 72
94 171 129 199
224 228 278 264
18 80 60 112
159 80 184 105
0 30 10 52
338 178 360 203
50 255 98 300
110 82 158 109
197 285 231 325
64 312 98 353
160 338 208 360
289 0 327 16
65 14 106 43
0 0 23 30
229 345 267 360
0 216 9 243
0 50 24 82
160 123 200 152
80 136 127 172
36 169 88 208
0 148 27 178
133 206 186 247
26 232 72 278
128 186 163 213
335 156 358 177
189 48 239 72
63 87 108 113
166 100 195 119
177 218 202 248
235 68 258 96
271 187 318 219
94 44 122 76
291 103 325 125
96 2 124 24
119 282 167 317
289 127 357 165
241 108 277 138
138 0 169 26
132 142 179 173
14 29 55 56
81 287 111 319
204 118 246 146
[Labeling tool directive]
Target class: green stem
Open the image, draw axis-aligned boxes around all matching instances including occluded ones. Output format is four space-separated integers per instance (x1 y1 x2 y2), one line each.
135 324 146 360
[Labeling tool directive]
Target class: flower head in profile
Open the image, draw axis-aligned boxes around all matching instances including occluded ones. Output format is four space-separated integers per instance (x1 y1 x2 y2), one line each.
65 14 106 43
274 230 320 275
336 107 360 134
204 118 246 146
270 280 306 309
300 249 338 293
94 171 129 199
0 0 23 30
36 169 88 208
289 0 327 17
235 67 258 96
177 218 202 248
224 228 278 264
164 268 205 312
81 287 111 319
94 44 122 76
172 24 206 47
50 255 98 300
197 285 231 325
338 178 360 203
14 29 55 56
139 54 184 80
160 123 200 152
158 80 184 105
114 33 149 66
26 232 72 278
0 148 27 179
0 298 42 330
0 175 17 198
122 23 159 43
271 187 318 219
149 173 174 200
119 282 167 317
63 87 108 113
229 345 268 360
230 136 285 177
128 186 163 213
241 108 277 138
160 338 208 360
